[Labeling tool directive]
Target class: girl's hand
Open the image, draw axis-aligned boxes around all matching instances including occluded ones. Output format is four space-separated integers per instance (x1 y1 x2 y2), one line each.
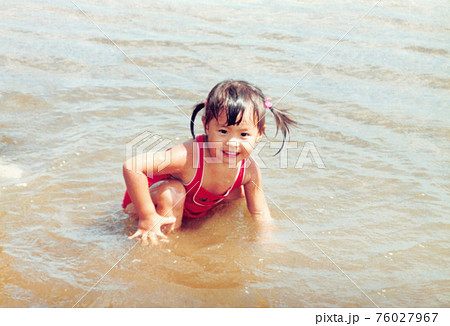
128 214 177 245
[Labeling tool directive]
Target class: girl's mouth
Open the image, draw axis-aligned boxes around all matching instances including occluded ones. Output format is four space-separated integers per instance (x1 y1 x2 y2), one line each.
223 150 239 158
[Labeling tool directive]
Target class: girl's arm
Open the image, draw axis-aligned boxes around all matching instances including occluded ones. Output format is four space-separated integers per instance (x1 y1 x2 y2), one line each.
243 159 273 237
123 143 189 242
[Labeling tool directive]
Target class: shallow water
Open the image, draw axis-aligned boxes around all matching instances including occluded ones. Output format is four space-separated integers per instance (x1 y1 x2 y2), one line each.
0 0 449 307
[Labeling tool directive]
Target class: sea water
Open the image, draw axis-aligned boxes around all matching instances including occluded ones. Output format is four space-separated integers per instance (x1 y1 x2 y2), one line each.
0 0 449 307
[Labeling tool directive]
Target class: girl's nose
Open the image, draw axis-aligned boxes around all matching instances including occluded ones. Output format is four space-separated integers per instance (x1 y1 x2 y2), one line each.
225 137 239 148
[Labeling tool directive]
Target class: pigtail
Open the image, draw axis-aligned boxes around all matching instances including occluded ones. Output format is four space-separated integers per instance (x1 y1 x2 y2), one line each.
267 106 298 155
190 102 206 139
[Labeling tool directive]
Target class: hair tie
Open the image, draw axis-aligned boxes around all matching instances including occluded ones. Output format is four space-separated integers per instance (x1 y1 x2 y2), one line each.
264 97 272 109
204 101 207 107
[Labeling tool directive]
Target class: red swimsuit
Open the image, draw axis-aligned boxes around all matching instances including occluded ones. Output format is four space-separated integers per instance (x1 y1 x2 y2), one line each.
122 134 246 218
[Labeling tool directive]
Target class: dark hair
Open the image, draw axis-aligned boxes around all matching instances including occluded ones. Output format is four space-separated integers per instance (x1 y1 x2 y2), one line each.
190 80 297 154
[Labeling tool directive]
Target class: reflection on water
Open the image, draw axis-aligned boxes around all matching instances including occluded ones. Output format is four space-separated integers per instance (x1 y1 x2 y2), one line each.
0 0 449 307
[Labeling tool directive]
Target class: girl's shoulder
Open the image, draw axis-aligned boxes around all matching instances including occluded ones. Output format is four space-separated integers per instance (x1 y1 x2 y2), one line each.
242 156 262 185
166 138 195 166
164 138 197 180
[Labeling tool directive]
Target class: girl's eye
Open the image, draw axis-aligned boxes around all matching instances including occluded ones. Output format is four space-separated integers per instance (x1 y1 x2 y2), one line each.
219 130 228 134
241 133 249 137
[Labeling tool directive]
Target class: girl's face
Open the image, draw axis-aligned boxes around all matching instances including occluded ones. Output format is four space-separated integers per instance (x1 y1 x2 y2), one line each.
203 108 264 165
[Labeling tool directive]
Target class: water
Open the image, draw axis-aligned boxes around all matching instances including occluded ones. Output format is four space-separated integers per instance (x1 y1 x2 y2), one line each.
0 0 449 307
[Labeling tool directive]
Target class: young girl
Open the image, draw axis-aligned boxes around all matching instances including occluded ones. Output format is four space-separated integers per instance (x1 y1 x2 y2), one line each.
122 80 296 245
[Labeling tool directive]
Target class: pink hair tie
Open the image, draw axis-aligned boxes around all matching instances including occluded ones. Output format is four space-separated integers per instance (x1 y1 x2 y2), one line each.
264 97 272 109
204 101 207 107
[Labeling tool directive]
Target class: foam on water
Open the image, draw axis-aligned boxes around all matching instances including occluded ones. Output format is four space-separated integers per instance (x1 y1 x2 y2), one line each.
0 161 24 179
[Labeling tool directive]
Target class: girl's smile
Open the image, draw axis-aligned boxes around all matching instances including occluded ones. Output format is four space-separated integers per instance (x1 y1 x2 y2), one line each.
203 109 264 164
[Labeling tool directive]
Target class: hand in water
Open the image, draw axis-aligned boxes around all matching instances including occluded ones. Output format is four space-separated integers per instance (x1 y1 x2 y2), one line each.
129 214 176 245
254 216 275 244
